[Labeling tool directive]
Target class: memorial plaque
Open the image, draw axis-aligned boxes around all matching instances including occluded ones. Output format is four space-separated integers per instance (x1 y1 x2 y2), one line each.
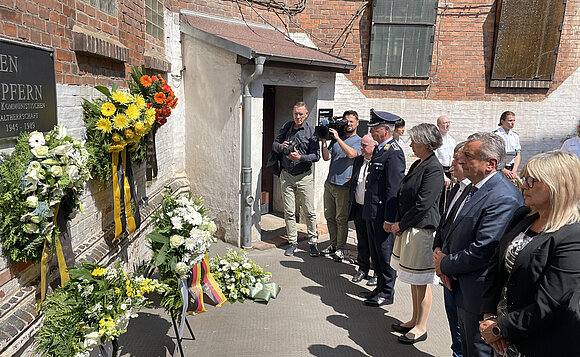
0 38 57 140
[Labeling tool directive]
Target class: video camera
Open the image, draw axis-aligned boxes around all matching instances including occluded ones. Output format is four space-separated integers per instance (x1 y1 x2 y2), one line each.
315 116 348 140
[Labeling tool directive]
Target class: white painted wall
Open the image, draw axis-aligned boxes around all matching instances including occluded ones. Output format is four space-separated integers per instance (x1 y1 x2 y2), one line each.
181 35 242 245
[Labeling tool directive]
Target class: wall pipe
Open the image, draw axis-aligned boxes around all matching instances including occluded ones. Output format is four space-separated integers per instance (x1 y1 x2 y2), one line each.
241 56 266 248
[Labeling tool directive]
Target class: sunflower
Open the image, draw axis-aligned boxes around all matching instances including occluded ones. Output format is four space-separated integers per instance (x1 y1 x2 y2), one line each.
95 117 112 133
154 92 166 104
134 94 146 111
112 113 130 130
140 75 153 87
125 104 141 121
100 102 116 117
134 121 146 136
111 91 133 105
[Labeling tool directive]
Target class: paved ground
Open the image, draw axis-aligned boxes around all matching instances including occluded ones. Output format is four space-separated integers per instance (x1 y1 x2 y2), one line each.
118 214 452 357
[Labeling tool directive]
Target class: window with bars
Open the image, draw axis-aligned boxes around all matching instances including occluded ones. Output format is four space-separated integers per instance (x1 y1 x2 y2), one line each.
490 0 566 88
146 0 164 41
81 0 115 16
368 0 438 78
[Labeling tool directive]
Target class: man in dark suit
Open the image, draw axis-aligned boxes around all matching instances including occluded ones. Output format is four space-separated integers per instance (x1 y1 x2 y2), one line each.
360 109 405 307
433 132 524 357
348 134 377 284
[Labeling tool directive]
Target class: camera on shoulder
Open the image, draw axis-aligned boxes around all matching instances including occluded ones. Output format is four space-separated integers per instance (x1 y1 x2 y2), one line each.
315 116 348 140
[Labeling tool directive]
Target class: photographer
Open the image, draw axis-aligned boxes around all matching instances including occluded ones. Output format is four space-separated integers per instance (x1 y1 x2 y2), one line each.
272 101 321 257
320 110 361 261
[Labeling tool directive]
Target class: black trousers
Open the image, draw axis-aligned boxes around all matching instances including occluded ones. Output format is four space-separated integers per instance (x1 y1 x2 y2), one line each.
366 219 396 299
353 202 371 274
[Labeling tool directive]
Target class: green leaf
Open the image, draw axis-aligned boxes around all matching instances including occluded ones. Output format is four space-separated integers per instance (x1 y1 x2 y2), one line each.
153 243 169 268
94 86 111 97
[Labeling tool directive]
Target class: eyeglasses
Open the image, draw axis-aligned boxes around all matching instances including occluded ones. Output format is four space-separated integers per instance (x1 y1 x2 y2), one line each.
522 177 540 188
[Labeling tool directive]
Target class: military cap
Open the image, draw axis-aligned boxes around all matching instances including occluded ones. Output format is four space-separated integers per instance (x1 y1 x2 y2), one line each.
368 109 402 127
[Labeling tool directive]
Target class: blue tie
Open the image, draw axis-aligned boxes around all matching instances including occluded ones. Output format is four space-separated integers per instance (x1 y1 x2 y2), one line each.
465 186 478 203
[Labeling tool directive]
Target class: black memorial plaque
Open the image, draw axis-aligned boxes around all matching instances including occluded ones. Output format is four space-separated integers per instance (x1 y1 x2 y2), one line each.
0 38 57 140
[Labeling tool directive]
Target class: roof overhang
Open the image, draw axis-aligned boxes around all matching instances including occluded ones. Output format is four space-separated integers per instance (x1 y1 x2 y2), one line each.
180 10 356 74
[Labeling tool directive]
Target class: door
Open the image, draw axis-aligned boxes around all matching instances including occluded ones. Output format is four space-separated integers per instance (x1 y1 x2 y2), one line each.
261 85 275 214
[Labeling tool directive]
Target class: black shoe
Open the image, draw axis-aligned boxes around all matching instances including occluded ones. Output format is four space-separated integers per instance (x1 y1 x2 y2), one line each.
284 244 298 256
331 249 344 262
352 270 367 283
391 324 413 334
398 332 428 344
364 296 393 307
366 276 377 286
309 244 320 257
359 290 377 299
320 245 336 255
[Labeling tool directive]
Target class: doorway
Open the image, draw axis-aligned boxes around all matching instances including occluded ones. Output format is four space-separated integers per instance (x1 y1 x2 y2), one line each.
261 85 276 214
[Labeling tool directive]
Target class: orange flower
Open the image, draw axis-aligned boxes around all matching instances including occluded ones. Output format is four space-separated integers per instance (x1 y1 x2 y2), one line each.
152 76 158 81
140 75 152 87
154 92 166 104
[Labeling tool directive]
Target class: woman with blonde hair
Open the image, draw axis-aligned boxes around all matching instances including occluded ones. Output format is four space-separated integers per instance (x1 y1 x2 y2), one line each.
479 150 580 356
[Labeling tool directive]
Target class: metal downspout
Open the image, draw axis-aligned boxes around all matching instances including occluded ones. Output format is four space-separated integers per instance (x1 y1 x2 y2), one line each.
241 56 266 248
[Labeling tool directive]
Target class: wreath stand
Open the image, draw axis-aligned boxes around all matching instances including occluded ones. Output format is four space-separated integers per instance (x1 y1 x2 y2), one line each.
170 312 195 357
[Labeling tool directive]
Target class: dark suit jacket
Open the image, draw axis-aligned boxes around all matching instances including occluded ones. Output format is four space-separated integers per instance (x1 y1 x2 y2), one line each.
347 155 365 221
362 138 405 223
440 172 524 313
480 206 580 356
396 153 444 232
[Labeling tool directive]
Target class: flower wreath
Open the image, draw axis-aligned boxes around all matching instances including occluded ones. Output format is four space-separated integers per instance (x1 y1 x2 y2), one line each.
0 126 90 263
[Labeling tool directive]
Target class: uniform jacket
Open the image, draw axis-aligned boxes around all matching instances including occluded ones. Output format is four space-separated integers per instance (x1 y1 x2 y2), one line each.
362 138 405 223
480 206 580 357
440 172 524 313
396 153 444 232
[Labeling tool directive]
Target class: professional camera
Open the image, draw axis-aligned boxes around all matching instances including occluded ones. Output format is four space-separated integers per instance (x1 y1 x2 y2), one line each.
315 116 348 140
282 141 297 155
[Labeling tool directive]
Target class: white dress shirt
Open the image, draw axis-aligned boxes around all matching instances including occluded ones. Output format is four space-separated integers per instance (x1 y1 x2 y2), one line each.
493 127 521 165
355 159 370 205
435 133 456 167
561 136 580 159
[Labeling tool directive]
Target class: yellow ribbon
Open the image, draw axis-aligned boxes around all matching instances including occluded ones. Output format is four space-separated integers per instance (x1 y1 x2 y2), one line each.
112 149 137 239
38 203 70 307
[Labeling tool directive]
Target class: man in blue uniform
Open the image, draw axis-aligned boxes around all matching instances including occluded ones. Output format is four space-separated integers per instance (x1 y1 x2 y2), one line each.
360 109 406 307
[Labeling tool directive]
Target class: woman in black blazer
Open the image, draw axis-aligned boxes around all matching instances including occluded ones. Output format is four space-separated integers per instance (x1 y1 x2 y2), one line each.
390 123 444 344
479 150 580 356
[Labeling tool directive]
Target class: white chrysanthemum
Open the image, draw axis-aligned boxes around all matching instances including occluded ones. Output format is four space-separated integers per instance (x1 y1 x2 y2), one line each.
242 262 252 269
170 216 183 230
255 282 263 290
230 262 239 270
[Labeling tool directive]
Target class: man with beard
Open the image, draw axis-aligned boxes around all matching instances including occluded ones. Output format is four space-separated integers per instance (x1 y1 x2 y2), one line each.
320 110 361 261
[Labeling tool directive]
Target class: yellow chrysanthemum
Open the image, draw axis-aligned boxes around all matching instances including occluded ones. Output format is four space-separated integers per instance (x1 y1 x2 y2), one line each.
91 267 105 276
108 144 126 153
111 90 133 105
115 287 120 294
112 133 121 142
124 128 134 139
125 104 141 121
112 113 130 130
134 94 146 110
134 121 146 136
100 102 116 117
145 108 156 125
95 117 112 133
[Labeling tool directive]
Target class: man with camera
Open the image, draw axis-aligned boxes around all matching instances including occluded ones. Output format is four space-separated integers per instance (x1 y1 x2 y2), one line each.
319 110 361 262
272 101 321 257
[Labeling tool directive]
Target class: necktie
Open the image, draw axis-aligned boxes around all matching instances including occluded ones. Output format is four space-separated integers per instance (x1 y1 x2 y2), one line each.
440 183 472 240
465 186 478 203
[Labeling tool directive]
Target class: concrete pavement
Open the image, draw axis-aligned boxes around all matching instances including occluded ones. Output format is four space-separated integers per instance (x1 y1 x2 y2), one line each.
118 214 453 356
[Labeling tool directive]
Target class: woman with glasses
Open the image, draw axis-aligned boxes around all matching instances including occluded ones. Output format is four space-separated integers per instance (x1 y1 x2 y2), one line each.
479 150 580 356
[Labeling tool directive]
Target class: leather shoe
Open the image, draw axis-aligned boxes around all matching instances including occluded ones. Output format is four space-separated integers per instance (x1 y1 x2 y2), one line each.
359 290 377 299
366 276 377 286
391 324 413 334
352 270 367 283
398 332 428 344
364 295 393 307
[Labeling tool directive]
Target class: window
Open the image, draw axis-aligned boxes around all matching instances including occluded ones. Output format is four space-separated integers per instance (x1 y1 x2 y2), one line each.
81 0 115 16
368 0 438 78
491 0 566 88
146 0 164 41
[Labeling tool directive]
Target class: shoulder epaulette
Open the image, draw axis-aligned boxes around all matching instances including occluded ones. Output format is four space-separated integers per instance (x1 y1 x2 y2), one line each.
511 130 519 135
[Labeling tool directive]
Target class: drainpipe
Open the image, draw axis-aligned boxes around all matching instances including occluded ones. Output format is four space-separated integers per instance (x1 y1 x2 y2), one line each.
241 56 266 248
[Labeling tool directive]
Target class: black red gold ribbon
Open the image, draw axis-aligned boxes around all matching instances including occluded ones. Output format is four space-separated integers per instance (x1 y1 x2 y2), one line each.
188 253 227 313
111 148 141 239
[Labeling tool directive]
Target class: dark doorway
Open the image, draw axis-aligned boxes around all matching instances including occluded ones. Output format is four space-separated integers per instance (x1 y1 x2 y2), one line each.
261 85 276 214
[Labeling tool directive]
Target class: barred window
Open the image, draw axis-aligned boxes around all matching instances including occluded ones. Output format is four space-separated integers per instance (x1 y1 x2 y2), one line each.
146 0 164 41
81 0 115 16
368 0 438 78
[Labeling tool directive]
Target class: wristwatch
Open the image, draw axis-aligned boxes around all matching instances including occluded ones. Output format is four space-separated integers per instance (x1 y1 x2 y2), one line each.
492 325 502 337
